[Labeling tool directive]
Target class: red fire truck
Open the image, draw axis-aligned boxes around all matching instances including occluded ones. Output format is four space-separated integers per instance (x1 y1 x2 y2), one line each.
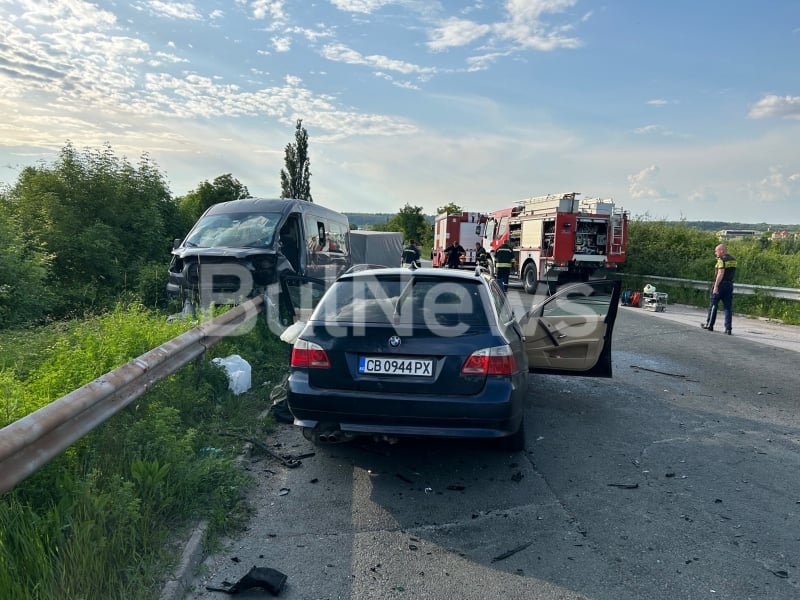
431 211 488 268
484 192 628 294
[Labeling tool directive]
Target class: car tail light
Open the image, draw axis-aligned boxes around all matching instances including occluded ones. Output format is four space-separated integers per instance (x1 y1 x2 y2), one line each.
462 345 517 376
291 339 331 369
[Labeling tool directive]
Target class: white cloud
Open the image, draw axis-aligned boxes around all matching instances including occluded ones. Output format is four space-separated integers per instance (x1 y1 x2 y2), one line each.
466 51 513 71
687 187 717 206
272 36 291 52
748 95 800 119
427 0 582 53
627 165 670 200
320 43 437 76
749 165 800 202
145 1 202 20
647 99 668 106
250 0 286 23
0 5 149 107
427 18 492 51
291 26 336 42
150 51 189 66
11 0 117 30
494 0 582 50
633 124 679 137
634 125 662 135
328 0 394 14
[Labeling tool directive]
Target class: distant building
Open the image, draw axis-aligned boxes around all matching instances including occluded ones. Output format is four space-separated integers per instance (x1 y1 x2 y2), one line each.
770 230 791 240
716 229 760 240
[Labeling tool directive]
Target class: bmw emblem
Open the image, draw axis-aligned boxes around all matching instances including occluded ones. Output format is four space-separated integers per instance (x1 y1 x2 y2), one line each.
388 335 401 348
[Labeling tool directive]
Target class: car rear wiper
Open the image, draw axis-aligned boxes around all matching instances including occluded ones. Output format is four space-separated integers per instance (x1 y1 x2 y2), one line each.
393 276 416 319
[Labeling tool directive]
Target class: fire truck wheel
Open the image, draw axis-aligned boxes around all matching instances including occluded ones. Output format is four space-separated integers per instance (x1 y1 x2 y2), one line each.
523 264 538 295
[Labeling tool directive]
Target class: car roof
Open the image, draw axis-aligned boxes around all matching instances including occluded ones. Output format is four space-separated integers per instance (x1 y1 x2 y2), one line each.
340 267 493 283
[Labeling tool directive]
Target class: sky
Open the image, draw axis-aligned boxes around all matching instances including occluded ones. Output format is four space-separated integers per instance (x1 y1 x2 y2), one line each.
1 1 799 224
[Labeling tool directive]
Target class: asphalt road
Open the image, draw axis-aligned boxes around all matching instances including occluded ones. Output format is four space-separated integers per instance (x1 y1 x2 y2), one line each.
180 291 800 600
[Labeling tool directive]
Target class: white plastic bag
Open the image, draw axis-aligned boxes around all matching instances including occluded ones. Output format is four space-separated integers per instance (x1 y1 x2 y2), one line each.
279 321 306 345
211 354 252 395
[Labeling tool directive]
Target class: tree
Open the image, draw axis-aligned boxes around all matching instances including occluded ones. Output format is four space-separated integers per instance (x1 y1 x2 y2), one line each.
4 142 175 318
386 204 429 244
0 196 53 327
436 202 462 215
176 174 250 230
623 219 716 280
280 119 312 202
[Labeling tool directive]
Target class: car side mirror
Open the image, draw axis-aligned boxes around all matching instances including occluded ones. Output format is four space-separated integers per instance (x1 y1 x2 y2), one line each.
173 238 182 249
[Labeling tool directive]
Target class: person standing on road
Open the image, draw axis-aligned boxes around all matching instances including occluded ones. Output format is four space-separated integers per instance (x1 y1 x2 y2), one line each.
401 239 421 268
445 240 465 269
494 240 514 292
475 242 488 269
702 243 737 334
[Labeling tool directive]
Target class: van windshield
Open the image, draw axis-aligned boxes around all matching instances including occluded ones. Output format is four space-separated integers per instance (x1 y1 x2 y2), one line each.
183 212 282 248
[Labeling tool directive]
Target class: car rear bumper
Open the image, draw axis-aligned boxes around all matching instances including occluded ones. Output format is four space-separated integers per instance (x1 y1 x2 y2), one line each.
287 371 526 439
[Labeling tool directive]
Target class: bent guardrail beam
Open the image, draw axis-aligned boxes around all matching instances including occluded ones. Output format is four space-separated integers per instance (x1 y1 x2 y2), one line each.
0 297 263 495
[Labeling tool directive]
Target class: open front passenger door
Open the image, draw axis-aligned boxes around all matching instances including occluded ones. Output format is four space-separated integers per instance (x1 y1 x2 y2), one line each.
520 280 621 377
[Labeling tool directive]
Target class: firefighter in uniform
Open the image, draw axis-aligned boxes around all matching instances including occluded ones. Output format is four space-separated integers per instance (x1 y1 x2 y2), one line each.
702 243 737 334
401 239 421 268
445 240 465 269
494 240 514 292
475 242 488 269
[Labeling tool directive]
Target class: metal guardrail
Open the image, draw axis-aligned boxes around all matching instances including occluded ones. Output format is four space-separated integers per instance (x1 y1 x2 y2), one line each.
632 275 800 301
0 297 264 495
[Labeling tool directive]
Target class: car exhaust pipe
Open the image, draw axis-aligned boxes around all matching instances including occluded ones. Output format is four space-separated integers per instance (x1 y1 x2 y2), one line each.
314 424 350 444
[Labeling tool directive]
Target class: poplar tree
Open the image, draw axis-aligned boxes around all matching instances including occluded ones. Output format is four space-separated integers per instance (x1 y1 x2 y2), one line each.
280 119 312 202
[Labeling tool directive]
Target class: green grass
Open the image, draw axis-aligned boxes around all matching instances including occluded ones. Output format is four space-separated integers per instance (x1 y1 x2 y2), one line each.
0 303 289 599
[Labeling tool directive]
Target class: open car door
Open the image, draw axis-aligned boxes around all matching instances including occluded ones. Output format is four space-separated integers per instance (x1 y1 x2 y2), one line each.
264 274 328 334
520 279 621 377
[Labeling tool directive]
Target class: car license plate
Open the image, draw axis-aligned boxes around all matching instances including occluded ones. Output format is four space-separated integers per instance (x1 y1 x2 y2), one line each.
358 356 433 376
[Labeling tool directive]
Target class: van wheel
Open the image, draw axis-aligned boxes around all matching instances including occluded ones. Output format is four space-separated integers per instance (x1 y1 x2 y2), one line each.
523 264 538 295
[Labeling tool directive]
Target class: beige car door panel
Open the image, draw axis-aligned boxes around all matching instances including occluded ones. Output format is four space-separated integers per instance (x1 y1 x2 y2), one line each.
524 315 608 371
521 280 621 377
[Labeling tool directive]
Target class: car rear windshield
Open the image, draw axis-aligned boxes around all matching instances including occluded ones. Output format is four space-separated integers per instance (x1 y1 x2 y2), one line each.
183 211 282 248
312 274 492 327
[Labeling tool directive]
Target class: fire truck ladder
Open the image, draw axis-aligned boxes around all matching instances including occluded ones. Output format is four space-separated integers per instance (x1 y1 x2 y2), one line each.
609 210 625 256
516 192 579 215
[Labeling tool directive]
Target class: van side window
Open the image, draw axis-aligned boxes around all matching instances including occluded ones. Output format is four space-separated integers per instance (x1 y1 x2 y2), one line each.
301 212 351 279
327 221 348 254
305 217 326 254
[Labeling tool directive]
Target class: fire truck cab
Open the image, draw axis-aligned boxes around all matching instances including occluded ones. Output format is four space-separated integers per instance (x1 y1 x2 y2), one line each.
431 211 488 268
484 192 627 295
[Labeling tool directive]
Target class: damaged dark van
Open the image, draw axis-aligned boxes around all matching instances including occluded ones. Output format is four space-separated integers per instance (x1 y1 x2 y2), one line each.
166 198 351 309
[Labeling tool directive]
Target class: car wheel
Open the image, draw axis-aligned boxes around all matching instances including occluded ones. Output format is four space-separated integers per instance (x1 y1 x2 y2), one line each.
523 264 538 295
499 414 526 452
